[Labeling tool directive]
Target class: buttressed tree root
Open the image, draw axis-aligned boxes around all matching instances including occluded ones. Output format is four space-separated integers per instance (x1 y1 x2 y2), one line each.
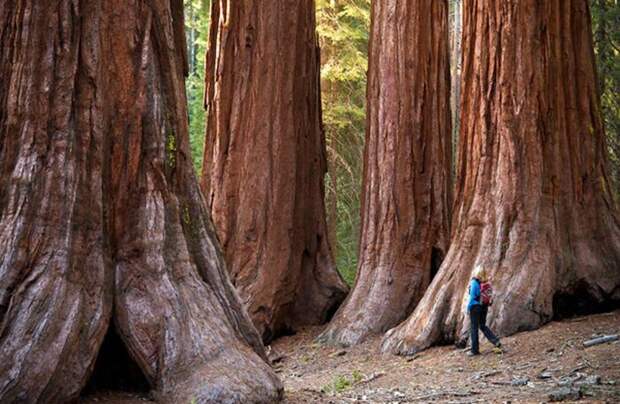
0 0 282 402
381 0 620 356
318 0 452 347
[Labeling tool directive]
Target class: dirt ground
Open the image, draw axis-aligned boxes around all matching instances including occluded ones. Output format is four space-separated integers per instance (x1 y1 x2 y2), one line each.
81 310 620 403
274 310 620 403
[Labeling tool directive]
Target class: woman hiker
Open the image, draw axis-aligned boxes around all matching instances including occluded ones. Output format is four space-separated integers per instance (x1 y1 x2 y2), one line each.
467 265 501 356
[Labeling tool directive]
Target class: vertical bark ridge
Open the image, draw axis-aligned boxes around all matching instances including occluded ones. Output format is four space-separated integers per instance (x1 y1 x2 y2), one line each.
0 1 110 400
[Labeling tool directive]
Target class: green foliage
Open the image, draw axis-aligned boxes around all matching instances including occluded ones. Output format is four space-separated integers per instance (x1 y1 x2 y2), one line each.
167 129 176 169
184 0 210 174
351 369 363 383
317 0 370 285
321 370 364 394
322 374 352 394
591 0 620 199
183 205 191 224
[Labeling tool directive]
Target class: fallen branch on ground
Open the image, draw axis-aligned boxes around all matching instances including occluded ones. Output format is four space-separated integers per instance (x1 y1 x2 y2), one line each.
489 381 512 386
481 370 502 378
357 371 386 385
570 364 588 374
583 335 618 347
411 389 479 401
472 370 502 380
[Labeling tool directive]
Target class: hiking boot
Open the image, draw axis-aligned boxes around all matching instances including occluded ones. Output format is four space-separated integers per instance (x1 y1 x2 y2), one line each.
467 351 480 357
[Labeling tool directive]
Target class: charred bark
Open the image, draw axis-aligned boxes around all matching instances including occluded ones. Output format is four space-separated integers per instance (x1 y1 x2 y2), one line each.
382 0 620 356
0 1 282 402
201 0 348 342
318 0 452 347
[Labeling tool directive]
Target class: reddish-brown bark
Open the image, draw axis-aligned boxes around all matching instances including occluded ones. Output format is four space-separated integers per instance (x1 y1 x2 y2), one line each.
318 0 452 347
382 0 620 356
0 1 282 402
201 0 348 342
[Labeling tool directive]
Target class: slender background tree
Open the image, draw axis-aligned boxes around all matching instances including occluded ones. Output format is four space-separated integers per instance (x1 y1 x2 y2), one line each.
592 0 620 199
184 0 211 173
449 0 463 180
316 0 371 284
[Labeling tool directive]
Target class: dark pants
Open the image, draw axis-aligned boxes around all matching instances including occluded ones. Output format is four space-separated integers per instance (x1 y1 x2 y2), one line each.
469 305 499 354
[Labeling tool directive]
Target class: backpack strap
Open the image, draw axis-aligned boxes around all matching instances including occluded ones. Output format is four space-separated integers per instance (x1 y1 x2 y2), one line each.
471 278 481 302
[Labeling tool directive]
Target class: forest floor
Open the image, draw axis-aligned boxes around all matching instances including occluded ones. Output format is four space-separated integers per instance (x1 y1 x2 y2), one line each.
276 310 620 403
81 310 620 403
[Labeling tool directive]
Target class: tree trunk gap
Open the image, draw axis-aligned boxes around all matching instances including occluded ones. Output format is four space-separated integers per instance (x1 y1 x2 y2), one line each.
450 0 463 181
318 0 452 347
0 0 282 402
381 0 620 356
201 0 348 343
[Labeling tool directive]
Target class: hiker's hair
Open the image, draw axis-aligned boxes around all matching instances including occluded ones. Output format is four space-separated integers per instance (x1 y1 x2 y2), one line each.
473 265 488 282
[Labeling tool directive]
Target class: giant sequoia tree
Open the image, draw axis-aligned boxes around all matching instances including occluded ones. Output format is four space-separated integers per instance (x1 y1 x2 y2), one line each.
202 0 348 342
0 1 282 402
382 0 620 356
318 0 452 347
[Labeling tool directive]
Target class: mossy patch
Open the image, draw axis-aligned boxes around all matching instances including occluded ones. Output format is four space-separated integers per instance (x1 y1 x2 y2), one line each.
166 130 177 169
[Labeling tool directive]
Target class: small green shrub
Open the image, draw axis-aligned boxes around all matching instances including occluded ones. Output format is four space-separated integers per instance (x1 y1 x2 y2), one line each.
322 370 364 394
352 369 363 383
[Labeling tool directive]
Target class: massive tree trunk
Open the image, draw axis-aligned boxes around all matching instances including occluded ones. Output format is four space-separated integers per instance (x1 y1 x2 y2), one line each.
382 0 620 356
0 1 282 402
201 0 348 342
318 0 452 347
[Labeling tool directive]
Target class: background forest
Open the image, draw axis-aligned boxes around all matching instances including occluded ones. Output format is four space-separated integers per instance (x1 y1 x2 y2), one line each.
184 0 620 285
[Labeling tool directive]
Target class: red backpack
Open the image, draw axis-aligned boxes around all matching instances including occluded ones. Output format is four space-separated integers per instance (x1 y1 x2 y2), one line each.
480 281 493 306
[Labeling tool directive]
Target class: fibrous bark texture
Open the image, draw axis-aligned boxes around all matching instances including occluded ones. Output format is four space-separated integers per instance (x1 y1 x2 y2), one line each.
382 0 620 356
318 0 452 347
201 0 348 342
0 1 282 402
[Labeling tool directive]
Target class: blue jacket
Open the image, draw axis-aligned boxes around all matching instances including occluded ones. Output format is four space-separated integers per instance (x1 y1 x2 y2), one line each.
467 278 481 311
